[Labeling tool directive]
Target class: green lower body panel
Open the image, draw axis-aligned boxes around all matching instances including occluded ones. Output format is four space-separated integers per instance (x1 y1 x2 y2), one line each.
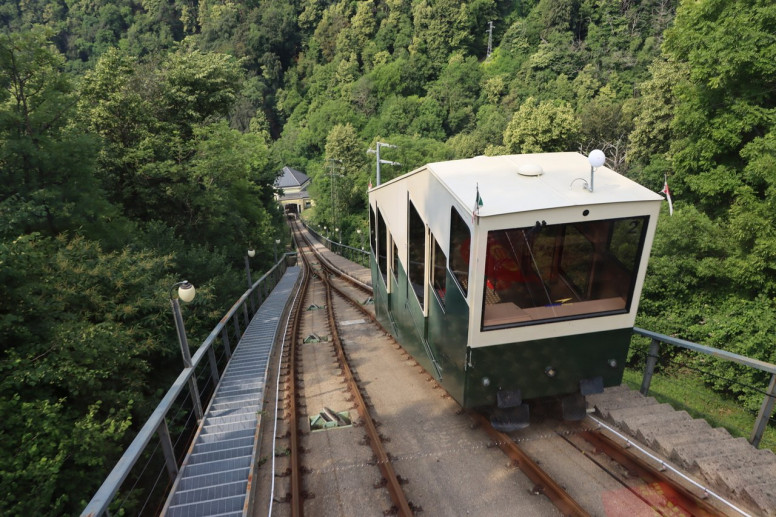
427 272 469 404
371 259 392 335
464 328 632 408
371 256 434 376
372 256 469 403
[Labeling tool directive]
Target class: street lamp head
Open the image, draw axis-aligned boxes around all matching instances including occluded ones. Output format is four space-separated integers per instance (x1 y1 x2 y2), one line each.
178 281 196 303
356 228 361 234
247 249 255 258
588 149 605 168
275 239 280 244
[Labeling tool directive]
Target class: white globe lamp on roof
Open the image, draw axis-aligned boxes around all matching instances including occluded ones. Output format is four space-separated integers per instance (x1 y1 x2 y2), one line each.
588 149 605 168
586 149 606 192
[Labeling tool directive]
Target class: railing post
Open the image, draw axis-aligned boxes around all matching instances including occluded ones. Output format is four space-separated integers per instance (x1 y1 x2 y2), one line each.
248 290 256 317
242 303 250 330
207 346 219 386
640 338 660 396
750 373 776 448
233 313 242 339
157 419 179 480
187 375 204 422
221 326 232 360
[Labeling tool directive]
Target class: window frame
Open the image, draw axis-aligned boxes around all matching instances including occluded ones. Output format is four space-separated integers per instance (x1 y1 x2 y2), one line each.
377 207 389 288
480 216 650 331
431 234 448 309
448 207 471 302
407 199 427 310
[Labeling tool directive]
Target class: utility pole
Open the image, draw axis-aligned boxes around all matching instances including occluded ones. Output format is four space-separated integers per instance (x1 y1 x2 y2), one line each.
486 21 494 59
367 141 400 186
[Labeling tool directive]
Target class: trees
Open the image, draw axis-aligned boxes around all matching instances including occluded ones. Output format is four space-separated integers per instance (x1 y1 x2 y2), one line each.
311 123 369 234
427 53 482 135
0 234 173 515
629 0 776 410
77 46 275 252
1 28 283 513
663 0 776 215
638 0 776 301
503 97 580 153
0 29 115 241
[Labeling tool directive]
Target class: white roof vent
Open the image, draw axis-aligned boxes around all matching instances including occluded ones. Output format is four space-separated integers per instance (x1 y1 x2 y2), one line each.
517 163 543 177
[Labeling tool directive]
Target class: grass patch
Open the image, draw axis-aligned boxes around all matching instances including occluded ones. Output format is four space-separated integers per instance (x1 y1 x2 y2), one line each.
622 368 776 453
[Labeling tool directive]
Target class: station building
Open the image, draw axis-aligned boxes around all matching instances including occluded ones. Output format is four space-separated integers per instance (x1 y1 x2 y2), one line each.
274 166 313 215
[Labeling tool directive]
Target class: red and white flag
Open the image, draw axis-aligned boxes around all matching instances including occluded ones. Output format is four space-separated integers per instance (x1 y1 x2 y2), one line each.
661 175 673 216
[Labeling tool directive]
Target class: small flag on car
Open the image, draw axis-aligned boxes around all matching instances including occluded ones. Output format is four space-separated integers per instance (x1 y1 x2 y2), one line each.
661 175 673 216
472 183 483 223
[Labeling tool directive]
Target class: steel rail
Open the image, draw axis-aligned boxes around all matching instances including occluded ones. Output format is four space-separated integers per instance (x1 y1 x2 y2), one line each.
296 226 769 517
293 222 414 516
319 271 413 516
292 222 379 328
302 225 590 515
298 225 372 295
470 412 590 517
573 429 721 516
589 415 752 517
268 262 306 517
286 234 312 517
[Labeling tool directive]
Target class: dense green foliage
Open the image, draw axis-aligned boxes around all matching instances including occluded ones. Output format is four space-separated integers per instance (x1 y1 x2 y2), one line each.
0 16 283 515
2 0 776 513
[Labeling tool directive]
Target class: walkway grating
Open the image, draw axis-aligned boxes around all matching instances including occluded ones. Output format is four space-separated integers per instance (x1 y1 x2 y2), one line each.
162 266 300 516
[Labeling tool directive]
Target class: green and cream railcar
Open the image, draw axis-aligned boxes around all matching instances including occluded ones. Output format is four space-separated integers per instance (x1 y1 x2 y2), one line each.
368 152 662 430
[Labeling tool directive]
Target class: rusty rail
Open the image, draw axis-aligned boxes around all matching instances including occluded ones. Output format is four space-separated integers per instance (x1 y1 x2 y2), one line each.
291 222 413 515
575 430 720 516
286 257 309 517
470 412 590 517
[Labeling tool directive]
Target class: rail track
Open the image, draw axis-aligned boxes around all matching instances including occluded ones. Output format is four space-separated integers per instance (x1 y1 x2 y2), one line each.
267 221 414 515
261 221 744 517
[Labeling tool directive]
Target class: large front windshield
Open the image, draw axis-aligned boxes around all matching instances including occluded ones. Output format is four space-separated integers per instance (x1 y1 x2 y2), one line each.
481 217 648 329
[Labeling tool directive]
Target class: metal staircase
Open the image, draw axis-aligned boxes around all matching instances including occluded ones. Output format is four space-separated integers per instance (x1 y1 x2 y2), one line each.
162 266 300 516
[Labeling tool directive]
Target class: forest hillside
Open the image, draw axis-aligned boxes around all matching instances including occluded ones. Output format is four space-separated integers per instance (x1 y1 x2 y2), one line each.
1 0 775 514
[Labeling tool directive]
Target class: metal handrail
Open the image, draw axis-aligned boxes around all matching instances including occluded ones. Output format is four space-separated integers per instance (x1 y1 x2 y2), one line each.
82 254 295 517
633 327 776 448
301 221 370 267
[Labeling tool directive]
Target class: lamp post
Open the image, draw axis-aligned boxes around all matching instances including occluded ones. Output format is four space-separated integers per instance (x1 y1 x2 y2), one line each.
274 239 280 263
169 281 204 421
245 249 255 289
335 227 340 243
357 228 365 250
